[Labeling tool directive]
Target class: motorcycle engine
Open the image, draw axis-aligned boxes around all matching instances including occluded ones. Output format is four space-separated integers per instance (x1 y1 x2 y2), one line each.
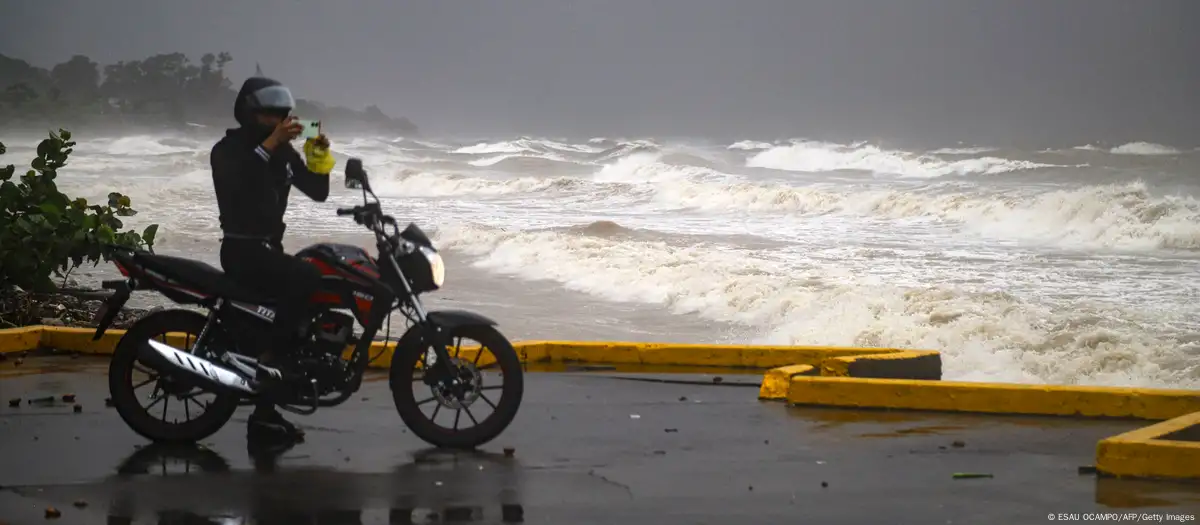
294 310 357 393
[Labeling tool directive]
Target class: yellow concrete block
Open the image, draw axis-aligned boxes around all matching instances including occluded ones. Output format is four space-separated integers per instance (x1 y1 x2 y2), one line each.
0 326 42 353
759 364 815 400
1097 411 1200 479
788 376 1200 420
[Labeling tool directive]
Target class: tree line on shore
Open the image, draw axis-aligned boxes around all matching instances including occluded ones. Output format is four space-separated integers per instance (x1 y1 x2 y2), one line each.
0 52 418 134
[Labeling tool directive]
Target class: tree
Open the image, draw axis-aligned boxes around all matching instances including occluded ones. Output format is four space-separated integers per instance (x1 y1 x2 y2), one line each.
2 83 38 109
50 55 100 103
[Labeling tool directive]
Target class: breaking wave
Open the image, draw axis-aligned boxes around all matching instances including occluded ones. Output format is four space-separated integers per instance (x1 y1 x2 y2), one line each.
435 222 1199 388
746 141 1063 178
1110 142 1181 156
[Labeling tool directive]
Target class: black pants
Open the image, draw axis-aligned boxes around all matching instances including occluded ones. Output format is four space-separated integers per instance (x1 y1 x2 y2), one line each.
220 239 323 357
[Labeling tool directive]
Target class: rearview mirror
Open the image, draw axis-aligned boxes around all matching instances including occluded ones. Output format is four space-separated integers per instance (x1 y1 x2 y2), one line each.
344 158 369 191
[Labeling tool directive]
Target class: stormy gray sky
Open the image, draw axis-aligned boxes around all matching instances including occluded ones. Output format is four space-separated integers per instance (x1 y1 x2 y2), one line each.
2 0 1198 146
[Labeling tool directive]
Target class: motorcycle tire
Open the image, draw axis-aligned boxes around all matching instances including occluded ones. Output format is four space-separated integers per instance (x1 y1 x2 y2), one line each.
390 324 524 449
108 309 240 443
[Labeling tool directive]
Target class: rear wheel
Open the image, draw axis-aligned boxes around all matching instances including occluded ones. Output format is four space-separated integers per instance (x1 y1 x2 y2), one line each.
108 309 241 443
390 325 524 449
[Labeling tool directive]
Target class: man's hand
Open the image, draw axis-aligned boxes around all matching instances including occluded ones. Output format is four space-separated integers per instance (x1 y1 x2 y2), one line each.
262 117 303 151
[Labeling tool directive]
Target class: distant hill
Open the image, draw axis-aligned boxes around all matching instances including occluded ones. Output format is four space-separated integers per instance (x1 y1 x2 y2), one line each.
0 52 418 135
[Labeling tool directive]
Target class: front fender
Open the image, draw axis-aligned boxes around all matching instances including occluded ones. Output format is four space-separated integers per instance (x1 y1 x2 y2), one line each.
426 309 498 330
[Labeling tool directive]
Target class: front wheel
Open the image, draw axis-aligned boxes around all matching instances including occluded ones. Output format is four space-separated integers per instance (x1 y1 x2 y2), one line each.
390 324 524 449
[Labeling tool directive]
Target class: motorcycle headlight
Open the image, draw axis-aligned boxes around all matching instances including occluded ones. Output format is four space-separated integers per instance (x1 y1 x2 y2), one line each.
419 246 445 287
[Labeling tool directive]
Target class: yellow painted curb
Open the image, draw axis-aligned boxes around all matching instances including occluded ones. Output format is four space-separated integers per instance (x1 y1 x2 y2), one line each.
1096 411 1200 480
0 326 942 374
0 326 41 353
759 364 815 400
787 376 1200 420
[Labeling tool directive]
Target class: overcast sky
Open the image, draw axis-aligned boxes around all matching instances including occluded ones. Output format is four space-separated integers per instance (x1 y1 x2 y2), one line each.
2 0 1197 146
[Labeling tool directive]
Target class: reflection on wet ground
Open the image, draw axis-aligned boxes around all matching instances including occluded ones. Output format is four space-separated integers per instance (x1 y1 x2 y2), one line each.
3 363 1200 524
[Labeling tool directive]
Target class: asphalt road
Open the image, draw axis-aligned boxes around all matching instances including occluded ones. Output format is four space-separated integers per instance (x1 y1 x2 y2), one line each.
2 356 1199 524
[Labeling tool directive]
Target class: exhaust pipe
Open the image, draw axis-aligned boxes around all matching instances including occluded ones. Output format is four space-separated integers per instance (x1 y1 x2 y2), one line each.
145 339 256 394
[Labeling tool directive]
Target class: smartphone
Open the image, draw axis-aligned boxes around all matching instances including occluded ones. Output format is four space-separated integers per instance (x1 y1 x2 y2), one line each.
298 119 321 139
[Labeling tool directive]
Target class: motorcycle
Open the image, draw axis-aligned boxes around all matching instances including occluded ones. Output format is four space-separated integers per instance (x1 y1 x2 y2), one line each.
95 158 523 449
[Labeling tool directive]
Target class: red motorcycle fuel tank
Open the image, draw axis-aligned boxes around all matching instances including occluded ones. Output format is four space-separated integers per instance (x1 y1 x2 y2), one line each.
296 243 382 323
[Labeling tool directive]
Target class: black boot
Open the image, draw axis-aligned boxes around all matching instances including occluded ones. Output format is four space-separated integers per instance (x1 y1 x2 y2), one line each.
248 403 305 441
248 364 305 442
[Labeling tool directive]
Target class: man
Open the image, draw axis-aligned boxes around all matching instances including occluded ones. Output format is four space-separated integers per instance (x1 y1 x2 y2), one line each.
210 77 336 441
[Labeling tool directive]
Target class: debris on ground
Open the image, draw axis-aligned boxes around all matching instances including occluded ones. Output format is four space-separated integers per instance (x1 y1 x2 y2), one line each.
951 440 965 448
952 472 992 479
61 394 75 403
629 414 640 419
73 404 82 413
503 447 515 458
7 398 19 407
664 428 678 433
712 377 723 384
72 500 88 508
821 481 828 488
1077 465 1098 475
44 507 61 519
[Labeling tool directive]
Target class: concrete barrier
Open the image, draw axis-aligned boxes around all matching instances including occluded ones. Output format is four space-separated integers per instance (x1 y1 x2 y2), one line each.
1097 411 1200 480
0 326 942 379
786 376 1200 420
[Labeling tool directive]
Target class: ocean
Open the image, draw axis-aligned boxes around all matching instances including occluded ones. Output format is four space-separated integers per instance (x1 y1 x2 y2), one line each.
4 132 1198 389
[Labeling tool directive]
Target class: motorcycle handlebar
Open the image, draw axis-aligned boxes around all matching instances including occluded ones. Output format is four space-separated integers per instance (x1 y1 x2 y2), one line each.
336 207 357 216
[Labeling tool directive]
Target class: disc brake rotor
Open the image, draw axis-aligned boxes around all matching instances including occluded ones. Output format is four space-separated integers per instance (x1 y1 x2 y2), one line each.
431 358 484 410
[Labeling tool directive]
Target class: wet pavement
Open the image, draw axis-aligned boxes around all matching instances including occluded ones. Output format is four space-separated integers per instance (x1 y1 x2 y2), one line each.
2 357 1200 524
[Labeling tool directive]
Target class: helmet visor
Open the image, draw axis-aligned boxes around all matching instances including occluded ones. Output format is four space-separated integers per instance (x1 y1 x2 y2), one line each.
248 85 295 111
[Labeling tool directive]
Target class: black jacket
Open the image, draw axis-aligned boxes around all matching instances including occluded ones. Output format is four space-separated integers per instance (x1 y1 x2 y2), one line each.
210 128 330 246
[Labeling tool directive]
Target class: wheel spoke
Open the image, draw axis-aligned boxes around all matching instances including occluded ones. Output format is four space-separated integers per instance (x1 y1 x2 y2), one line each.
479 393 498 410
185 397 205 414
131 376 158 391
146 395 165 411
480 385 503 391
430 403 441 422
453 409 461 430
473 345 486 365
415 396 436 406
161 395 170 422
454 336 462 359
462 405 479 426
184 395 191 420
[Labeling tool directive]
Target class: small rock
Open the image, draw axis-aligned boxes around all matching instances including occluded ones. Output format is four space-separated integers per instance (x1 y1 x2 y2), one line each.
41 318 65 327
344 456 350 462
664 428 678 433
61 394 75 403
550 416 557 420
629 414 640 419
69 353 80 360
938 446 947 450
8 398 19 407
503 447 515 457
764 439 770 444
104 398 114 407
73 404 82 413
748 485 753 491
821 481 828 488
712 377 723 384
653 450 666 455
361 397 369 401
678 396 687 401
1078 465 1098 475
72 500 88 508
44 507 61 519
14 358 22 367
951 440 965 448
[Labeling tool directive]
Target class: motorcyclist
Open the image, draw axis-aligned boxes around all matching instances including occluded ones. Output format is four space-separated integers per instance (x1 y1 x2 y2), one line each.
210 76 336 442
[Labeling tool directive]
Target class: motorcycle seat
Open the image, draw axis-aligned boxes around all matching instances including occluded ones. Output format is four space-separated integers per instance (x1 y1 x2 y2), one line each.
133 253 274 305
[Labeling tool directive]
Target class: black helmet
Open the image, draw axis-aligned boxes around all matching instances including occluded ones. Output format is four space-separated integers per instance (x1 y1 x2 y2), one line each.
234 77 295 126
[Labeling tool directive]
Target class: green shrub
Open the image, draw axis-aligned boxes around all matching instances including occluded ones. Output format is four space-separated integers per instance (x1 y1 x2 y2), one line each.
0 129 158 293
